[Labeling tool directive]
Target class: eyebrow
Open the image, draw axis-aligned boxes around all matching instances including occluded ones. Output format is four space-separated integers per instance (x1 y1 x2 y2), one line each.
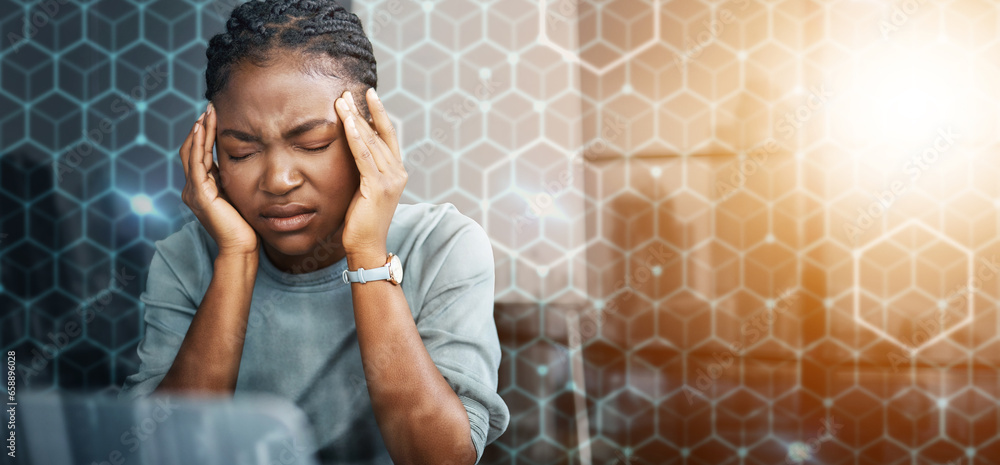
219 118 336 143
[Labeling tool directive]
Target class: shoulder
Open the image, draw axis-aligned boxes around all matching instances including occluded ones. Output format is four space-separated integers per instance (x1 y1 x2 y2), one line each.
154 219 218 262
144 220 218 298
391 202 479 233
390 203 493 295
389 202 490 258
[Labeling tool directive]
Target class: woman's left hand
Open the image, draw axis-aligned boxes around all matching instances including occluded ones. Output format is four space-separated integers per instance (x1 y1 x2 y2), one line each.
335 88 407 267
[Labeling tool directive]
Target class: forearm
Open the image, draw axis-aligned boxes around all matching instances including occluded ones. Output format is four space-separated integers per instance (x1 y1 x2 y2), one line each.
154 252 258 395
348 252 477 465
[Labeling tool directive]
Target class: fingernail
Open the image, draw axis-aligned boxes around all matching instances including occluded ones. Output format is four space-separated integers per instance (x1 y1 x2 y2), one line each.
194 122 200 134
206 102 213 115
337 98 348 111
198 111 206 122
369 88 378 101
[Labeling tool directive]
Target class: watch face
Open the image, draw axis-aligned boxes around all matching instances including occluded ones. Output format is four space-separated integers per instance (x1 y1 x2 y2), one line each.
389 254 403 284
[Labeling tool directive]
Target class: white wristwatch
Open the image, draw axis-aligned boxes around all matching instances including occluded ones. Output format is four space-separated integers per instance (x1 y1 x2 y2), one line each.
342 253 403 285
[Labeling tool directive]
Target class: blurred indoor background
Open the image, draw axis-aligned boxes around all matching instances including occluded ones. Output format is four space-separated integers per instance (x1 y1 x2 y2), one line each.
3 0 1000 463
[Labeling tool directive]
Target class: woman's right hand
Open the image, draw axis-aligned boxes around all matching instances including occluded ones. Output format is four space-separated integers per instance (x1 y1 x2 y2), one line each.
180 103 259 257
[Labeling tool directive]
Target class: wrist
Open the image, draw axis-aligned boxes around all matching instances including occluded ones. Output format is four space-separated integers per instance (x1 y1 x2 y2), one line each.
346 248 388 270
217 243 260 259
215 251 259 274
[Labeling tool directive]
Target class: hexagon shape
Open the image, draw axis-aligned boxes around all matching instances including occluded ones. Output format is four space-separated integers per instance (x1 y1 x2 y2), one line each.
400 42 455 101
854 220 974 352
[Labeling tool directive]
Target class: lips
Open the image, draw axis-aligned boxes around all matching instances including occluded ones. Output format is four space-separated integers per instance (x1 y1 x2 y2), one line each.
260 203 317 232
261 203 315 218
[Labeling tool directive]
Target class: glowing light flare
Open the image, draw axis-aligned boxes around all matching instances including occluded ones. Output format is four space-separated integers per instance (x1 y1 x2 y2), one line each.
850 50 966 146
515 187 573 221
786 441 811 463
130 194 156 216
828 42 972 167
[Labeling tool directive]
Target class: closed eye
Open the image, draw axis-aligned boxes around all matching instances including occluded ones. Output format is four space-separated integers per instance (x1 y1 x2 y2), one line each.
229 152 257 161
300 143 332 152
228 143 329 161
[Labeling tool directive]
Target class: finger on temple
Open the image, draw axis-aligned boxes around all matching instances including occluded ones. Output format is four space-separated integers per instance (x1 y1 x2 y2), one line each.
336 97 381 176
180 120 198 179
203 103 217 172
342 91 390 172
190 113 208 183
366 88 401 163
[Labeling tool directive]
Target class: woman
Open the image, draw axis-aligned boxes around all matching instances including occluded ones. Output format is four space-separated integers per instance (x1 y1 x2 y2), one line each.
118 1 509 464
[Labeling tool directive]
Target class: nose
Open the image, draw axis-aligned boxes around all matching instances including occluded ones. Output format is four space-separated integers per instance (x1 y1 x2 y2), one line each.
258 150 304 196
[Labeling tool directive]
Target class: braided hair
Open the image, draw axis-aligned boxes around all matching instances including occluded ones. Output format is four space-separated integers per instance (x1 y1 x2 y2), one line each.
205 0 377 115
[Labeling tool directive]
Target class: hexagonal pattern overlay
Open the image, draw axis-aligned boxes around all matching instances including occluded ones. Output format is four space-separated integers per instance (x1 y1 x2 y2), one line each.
5 0 1000 464
854 220 974 351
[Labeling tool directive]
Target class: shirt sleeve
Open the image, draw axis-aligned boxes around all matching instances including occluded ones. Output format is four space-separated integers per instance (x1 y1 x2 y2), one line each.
118 225 203 401
414 214 510 464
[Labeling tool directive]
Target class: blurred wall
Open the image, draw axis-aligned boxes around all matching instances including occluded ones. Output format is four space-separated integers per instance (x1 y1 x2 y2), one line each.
500 0 1000 463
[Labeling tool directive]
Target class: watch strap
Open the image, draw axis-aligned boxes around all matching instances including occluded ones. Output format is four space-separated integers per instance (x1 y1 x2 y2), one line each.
342 264 391 284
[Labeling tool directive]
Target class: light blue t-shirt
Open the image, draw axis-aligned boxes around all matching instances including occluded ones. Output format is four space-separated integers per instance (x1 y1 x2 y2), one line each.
118 202 509 464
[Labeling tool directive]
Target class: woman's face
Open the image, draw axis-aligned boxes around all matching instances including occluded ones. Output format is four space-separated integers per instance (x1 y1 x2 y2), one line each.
212 54 363 273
